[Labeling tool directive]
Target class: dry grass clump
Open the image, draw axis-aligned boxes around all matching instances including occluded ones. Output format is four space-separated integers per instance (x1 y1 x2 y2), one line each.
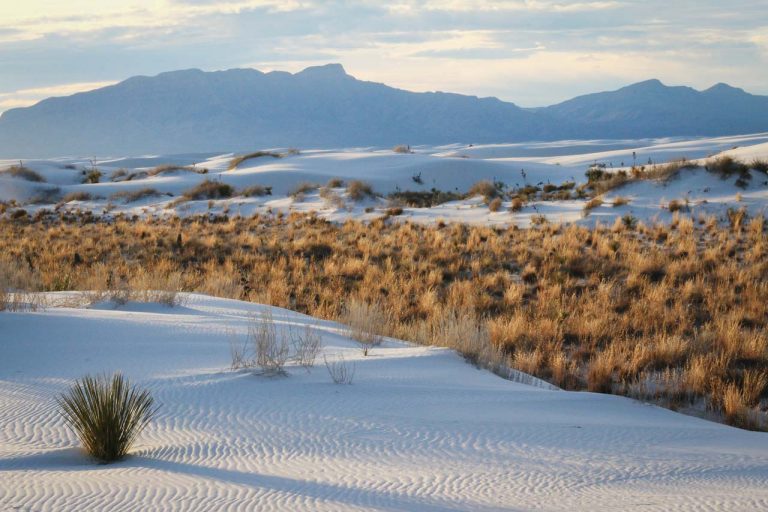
239 185 272 197
392 145 412 154
488 197 503 212
346 180 375 201
61 191 93 203
467 180 500 202
228 151 283 170
110 188 161 203
1 165 45 182
147 164 207 177
182 180 234 200
289 182 319 200
4 215 768 430
388 190 462 207
583 197 603 214
751 159 768 175
57 373 156 463
706 156 749 177
612 196 630 207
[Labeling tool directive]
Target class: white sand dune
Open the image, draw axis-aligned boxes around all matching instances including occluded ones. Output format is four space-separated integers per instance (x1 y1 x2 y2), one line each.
1 294 767 511
1 133 768 227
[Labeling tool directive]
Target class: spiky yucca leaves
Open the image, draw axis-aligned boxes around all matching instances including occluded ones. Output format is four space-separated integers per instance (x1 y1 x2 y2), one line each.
57 373 157 463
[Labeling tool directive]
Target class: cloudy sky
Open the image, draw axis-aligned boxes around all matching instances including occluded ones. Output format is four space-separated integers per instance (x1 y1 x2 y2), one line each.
1 0 766 112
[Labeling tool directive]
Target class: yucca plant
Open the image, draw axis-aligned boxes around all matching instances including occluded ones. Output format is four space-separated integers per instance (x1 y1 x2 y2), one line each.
57 373 157 463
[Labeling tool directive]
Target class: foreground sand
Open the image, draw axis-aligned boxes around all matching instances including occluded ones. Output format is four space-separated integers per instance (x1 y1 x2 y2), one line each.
1 294 767 511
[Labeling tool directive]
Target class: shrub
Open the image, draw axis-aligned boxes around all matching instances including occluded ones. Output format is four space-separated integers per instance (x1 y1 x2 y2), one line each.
83 169 102 184
111 169 129 181
291 324 322 369
1 165 45 182
62 191 92 203
706 156 749 177
347 180 374 201
147 165 207 177
57 373 157 463
385 206 404 217
488 197 502 212
252 311 290 374
342 299 387 355
613 196 630 207
751 159 768 175
289 182 318 199
326 178 344 188
668 199 684 213
509 197 524 212
583 197 603 214
467 180 499 202
110 188 160 203
239 185 272 197
228 151 282 170
388 190 461 208
393 145 412 154
324 354 355 384
182 180 233 200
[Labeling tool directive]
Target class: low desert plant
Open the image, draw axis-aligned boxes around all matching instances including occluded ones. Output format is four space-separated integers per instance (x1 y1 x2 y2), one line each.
1 165 45 182
583 197 603 214
706 156 749 177
342 299 387 355
147 165 206 177
347 180 374 201
251 311 290 374
61 191 93 203
488 197 503 212
182 180 233 200
509 197 524 212
228 151 283 170
467 180 499 202
110 188 160 203
83 169 102 184
613 196 630 207
393 145 412 154
326 178 344 188
239 185 272 197
57 373 157 463
291 324 322 369
751 159 768 175
324 354 355 384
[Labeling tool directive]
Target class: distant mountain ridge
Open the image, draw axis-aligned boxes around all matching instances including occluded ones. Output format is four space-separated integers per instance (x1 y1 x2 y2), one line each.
1 64 767 157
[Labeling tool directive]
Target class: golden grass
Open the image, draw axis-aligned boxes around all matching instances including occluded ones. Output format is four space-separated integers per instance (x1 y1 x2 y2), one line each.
1 213 767 429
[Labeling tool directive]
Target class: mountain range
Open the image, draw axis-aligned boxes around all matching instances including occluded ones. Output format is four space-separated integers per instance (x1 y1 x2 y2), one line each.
1 64 767 157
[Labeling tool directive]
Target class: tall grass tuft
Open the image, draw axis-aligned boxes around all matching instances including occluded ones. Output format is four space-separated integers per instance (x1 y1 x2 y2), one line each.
57 373 157 463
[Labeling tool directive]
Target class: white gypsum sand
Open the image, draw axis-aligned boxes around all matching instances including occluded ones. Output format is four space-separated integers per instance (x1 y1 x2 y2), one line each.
1 133 767 227
1 293 767 511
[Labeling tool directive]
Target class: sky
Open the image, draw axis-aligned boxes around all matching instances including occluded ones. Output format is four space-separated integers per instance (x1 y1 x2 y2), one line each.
1 0 767 113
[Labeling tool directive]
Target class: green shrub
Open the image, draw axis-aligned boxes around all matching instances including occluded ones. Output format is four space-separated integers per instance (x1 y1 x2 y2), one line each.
57 373 157 463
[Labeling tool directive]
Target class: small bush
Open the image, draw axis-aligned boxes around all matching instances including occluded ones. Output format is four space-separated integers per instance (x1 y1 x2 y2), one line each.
488 197 502 212
342 299 387 355
347 180 374 201
57 373 157 463
291 324 322 369
668 199 684 213
393 145 412 154
83 169 102 184
111 169 129 181
147 165 207 177
706 156 749 177
1 165 45 182
510 197 524 212
388 190 461 208
613 196 630 207
751 159 768 175
385 206 404 216
110 188 160 203
326 178 344 188
252 311 290 374
583 197 603 214
182 180 234 200
467 180 499 202
240 185 272 197
62 191 92 203
324 354 355 384
289 182 318 198
229 151 282 170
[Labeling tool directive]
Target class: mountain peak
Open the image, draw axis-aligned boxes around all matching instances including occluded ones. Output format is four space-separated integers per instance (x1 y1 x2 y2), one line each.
624 78 666 91
296 63 348 78
704 82 744 95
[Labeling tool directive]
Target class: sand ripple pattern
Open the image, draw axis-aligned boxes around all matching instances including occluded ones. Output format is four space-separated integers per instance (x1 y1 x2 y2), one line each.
1 293 768 511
